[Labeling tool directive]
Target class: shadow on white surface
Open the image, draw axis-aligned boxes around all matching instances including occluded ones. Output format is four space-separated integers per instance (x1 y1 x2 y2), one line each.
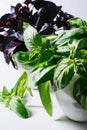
55 115 87 130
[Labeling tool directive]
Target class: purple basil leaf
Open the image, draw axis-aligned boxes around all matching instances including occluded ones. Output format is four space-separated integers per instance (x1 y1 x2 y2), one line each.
0 14 10 28
4 39 24 64
39 23 54 35
24 0 32 6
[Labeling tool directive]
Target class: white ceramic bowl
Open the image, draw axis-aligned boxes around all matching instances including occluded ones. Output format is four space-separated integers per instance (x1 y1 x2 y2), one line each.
56 75 87 122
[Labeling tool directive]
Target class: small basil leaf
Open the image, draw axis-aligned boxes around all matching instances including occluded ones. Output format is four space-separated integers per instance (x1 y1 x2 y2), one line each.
13 51 38 69
0 86 10 102
27 87 33 96
75 59 87 78
74 38 87 57
13 51 29 65
53 58 75 90
77 49 87 59
73 77 87 108
56 28 87 41
42 34 57 44
56 44 70 56
10 96 31 118
11 72 28 98
38 81 53 116
2 86 10 99
23 23 42 51
68 17 87 28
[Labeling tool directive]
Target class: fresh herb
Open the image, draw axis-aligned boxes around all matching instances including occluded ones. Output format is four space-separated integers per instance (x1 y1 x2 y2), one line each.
13 17 87 116
0 72 32 118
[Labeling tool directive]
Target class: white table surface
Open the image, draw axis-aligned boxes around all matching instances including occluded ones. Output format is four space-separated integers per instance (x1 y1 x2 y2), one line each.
0 0 87 130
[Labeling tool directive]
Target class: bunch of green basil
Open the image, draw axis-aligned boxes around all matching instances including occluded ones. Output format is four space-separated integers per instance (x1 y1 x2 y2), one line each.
11 17 87 117
54 18 87 112
13 18 87 116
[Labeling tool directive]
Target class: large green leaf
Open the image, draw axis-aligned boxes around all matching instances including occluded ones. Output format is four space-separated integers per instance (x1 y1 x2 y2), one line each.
38 81 53 116
53 58 75 90
23 23 42 51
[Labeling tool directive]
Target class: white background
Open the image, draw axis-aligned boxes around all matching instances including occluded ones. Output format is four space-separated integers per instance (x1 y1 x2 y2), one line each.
0 0 87 20
0 0 87 130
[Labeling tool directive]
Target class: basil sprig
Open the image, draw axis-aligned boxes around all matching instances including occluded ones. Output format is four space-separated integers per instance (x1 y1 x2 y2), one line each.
0 72 32 118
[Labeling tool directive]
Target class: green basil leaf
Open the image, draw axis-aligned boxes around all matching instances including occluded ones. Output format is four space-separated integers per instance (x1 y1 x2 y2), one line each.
39 48 53 63
42 34 57 43
77 49 87 59
13 51 29 64
27 87 33 96
68 17 87 28
13 51 36 69
74 38 87 56
85 98 87 114
0 92 3 102
36 65 55 85
75 59 87 78
29 65 55 86
0 86 10 102
56 44 70 56
73 77 87 108
56 28 87 41
10 96 31 118
2 86 10 99
53 58 75 90
11 72 28 98
23 23 42 51
23 22 29 31
38 81 53 116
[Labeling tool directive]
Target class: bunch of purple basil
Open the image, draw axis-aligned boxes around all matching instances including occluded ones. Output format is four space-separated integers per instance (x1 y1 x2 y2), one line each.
0 0 73 68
